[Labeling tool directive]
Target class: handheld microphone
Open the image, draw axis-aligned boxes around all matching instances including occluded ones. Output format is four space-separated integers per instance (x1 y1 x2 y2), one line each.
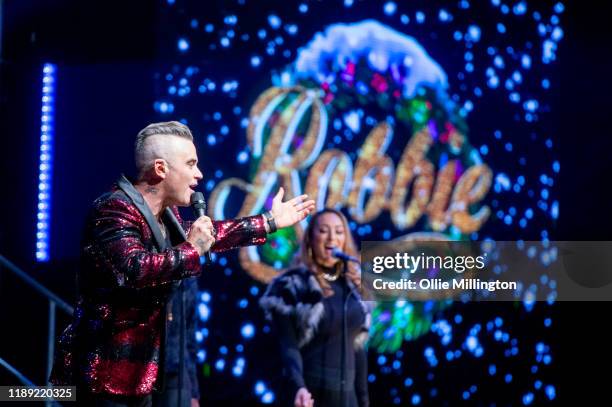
190 192 212 264
331 248 360 264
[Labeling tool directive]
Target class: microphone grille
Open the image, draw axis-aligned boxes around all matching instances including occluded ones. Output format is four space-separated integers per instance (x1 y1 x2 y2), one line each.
190 191 205 205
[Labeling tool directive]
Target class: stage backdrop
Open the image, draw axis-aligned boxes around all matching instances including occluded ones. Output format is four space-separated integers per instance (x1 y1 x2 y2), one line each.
151 0 562 405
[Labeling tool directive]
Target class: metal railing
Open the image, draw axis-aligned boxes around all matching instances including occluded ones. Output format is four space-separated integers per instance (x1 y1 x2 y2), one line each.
0 357 36 386
0 255 73 407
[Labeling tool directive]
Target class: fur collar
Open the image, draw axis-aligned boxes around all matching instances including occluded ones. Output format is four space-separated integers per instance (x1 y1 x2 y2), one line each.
259 267 371 349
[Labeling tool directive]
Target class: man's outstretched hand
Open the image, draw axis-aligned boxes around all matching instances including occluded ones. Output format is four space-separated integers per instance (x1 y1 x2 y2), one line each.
270 187 316 229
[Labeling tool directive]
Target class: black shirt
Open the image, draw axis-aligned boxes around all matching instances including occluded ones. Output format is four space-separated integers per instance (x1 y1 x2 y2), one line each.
159 223 200 404
275 276 369 407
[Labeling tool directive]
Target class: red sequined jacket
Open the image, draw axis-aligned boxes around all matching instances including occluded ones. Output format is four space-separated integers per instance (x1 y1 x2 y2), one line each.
50 175 267 396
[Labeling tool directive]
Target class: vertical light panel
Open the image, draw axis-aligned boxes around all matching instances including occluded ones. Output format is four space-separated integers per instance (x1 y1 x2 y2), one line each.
36 63 56 262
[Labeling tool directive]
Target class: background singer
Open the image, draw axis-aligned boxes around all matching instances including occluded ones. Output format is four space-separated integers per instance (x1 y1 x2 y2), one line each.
260 209 371 407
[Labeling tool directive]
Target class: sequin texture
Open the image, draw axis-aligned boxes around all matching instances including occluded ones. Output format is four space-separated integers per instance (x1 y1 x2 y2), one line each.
50 178 267 396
